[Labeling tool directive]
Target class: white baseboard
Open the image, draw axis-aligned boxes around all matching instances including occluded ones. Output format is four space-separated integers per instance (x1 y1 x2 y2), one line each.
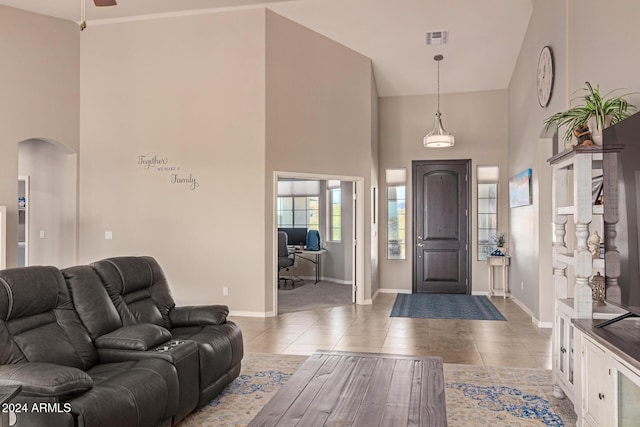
229 310 275 318
509 296 551 329
296 276 353 285
377 288 412 294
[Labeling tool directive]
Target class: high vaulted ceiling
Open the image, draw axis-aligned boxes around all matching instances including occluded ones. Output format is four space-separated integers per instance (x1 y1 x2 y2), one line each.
0 0 533 97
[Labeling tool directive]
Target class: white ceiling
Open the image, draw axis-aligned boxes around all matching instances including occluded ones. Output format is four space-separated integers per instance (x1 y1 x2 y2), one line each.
0 0 533 97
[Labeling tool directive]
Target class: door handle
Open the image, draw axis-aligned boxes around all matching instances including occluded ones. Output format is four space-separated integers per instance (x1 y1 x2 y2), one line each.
417 243 424 247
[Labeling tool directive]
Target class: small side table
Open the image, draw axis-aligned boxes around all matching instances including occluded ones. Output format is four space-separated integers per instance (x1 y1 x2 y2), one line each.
488 256 510 298
0 385 21 427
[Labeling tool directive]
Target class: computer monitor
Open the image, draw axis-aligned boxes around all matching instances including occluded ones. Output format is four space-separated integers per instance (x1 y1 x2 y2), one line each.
278 227 308 247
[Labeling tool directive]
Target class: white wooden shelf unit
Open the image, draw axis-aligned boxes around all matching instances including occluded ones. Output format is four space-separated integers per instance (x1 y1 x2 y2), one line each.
548 145 623 405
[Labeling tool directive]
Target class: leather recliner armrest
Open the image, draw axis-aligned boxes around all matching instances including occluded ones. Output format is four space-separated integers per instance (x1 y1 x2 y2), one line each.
95 324 172 351
0 363 92 399
169 305 229 327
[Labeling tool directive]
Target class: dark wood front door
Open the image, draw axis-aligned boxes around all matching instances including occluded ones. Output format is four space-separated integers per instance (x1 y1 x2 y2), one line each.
413 160 471 293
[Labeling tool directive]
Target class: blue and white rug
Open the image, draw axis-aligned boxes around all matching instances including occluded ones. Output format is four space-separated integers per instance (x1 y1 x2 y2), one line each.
390 293 507 321
178 352 576 427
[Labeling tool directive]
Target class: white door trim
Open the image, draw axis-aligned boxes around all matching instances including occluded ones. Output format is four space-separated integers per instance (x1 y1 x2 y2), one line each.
272 171 366 314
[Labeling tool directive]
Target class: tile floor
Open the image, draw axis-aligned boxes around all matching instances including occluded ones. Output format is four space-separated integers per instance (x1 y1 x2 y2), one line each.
229 293 552 369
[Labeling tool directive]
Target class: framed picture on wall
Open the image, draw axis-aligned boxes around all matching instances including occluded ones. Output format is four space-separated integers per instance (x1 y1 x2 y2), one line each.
592 174 604 205
509 168 532 208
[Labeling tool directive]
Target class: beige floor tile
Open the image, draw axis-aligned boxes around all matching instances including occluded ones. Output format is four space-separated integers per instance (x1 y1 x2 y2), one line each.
344 326 392 336
532 354 553 370
428 339 478 353
428 328 474 340
470 330 519 343
266 324 313 334
440 351 484 365
474 340 531 354
281 344 331 356
383 336 430 349
336 335 387 347
522 340 552 355
305 324 352 334
331 345 383 354
481 352 541 369
248 331 303 345
239 293 553 371
292 333 343 346
380 346 434 357
245 341 290 354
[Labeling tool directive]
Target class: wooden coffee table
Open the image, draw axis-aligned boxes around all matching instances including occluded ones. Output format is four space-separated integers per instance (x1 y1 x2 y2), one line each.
249 350 446 426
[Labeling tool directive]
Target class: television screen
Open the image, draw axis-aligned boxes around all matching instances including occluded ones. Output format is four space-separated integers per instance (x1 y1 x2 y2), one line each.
603 112 640 323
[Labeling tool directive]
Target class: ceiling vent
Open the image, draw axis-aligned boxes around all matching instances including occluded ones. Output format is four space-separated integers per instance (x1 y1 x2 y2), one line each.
426 31 449 45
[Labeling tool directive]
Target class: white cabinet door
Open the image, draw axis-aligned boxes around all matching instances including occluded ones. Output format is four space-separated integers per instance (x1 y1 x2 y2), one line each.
583 338 612 427
612 358 640 427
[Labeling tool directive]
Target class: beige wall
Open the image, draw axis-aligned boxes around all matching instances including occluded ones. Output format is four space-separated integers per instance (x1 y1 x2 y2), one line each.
265 11 376 311
0 6 79 267
571 1 640 108
79 9 267 312
18 139 77 267
378 90 510 294
508 0 640 324
507 0 567 324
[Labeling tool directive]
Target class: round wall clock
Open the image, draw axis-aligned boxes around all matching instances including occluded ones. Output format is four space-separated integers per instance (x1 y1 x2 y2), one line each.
537 45 554 108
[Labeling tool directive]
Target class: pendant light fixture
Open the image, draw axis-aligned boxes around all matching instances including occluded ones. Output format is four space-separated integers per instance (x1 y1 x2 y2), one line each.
423 54 455 148
80 0 87 31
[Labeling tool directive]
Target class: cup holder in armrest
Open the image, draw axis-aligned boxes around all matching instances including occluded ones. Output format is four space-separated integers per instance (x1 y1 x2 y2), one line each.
154 340 186 352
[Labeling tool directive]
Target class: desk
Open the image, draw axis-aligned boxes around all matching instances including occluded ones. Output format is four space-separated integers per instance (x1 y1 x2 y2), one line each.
487 256 510 298
1 385 21 427
293 249 327 284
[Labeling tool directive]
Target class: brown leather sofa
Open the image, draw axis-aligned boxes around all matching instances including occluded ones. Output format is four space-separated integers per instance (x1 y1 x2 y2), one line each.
0 256 243 427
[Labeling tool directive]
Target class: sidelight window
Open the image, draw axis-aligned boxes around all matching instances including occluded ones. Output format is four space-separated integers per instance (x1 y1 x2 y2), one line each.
477 166 499 261
327 180 342 241
386 168 407 260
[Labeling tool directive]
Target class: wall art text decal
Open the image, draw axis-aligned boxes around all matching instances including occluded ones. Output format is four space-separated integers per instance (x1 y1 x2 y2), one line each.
171 174 199 191
137 154 200 191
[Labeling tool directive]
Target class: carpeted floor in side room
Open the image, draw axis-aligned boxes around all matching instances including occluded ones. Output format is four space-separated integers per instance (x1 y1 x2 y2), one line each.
178 352 577 427
278 280 352 314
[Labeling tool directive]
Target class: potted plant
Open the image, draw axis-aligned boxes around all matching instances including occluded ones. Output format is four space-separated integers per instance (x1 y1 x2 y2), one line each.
544 81 637 145
491 233 507 256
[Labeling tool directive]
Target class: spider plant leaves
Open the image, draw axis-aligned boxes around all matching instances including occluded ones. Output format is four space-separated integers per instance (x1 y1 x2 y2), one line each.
544 81 637 143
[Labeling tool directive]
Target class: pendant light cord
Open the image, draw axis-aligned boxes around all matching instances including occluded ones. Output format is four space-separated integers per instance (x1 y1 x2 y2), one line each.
80 0 86 31
434 54 443 113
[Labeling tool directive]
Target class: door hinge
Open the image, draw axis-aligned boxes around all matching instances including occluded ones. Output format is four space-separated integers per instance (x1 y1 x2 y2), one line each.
465 174 468 182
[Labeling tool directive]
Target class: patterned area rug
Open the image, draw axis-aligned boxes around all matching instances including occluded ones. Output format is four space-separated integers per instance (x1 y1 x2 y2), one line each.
390 294 507 321
178 352 576 427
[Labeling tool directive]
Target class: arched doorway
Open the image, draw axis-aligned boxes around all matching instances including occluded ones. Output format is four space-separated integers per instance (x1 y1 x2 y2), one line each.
17 138 77 267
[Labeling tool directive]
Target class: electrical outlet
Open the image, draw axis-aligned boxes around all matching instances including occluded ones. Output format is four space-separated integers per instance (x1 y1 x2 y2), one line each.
223 287 229 297
39 230 45 239
521 281 524 290
105 231 113 240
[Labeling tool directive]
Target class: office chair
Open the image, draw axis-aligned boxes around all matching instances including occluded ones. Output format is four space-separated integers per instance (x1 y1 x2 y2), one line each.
278 231 295 288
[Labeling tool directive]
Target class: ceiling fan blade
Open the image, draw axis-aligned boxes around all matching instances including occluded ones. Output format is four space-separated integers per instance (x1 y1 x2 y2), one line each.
94 0 117 6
